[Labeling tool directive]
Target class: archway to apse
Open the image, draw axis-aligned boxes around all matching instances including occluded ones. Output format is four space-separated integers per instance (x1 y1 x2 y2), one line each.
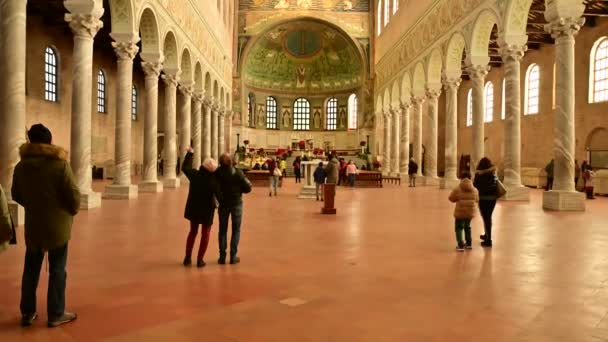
238 17 367 151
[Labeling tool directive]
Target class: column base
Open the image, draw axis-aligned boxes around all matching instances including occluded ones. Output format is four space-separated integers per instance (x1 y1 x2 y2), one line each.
80 191 102 209
103 184 139 200
297 186 318 199
138 181 164 193
502 185 530 201
162 177 181 189
8 201 24 226
422 176 439 186
542 190 585 211
439 178 459 190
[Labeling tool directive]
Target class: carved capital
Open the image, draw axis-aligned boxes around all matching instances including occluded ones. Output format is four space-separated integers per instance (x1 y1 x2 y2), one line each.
412 96 426 106
141 61 163 79
399 100 412 111
65 14 103 39
203 96 213 107
161 72 180 87
425 88 441 100
178 84 194 97
112 41 139 61
466 65 490 81
192 93 204 103
383 110 392 120
442 76 461 91
499 44 527 63
545 17 585 40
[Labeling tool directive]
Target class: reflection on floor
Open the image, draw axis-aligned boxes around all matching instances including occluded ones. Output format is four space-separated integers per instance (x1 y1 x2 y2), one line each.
0 179 607 341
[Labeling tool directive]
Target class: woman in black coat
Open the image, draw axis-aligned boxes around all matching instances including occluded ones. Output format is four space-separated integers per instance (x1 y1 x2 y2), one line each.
182 148 220 267
473 157 498 247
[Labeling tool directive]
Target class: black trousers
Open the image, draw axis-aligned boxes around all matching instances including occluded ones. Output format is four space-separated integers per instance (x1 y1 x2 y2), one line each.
478 200 497 241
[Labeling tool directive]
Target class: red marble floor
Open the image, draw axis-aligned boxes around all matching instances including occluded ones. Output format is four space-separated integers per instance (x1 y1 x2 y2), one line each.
1 179 608 341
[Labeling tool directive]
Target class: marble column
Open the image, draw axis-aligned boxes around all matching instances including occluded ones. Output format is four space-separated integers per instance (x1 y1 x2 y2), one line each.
440 77 461 190
211 103 219 159
104 38 139 199
202 97 212 159
467 65 489 170
542 17 586 211
225 111 233 154
382 111 392 175
500 44 530 200
191 94 203 169
178 84 193 162
161 72 181 188
424 88 441 185
399 102 411 177
139 60 164 193
218 109 226 154
65 13 103 209
411 96 425 178
390 108 400 177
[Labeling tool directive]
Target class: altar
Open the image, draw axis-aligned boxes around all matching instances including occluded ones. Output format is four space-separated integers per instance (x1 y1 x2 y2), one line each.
297 160 325 199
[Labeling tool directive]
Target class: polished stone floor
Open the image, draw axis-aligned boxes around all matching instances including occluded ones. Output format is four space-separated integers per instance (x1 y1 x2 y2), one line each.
0 179 607 341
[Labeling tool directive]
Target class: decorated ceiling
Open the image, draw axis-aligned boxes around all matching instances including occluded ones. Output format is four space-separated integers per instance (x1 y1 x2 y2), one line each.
243 20 363 94
239 0 369 12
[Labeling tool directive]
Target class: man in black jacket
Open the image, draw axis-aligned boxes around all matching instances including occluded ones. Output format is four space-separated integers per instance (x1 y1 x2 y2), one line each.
216 153 252 264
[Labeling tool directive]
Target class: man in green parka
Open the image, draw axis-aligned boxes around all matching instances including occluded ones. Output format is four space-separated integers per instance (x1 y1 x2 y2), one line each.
11 124 81 327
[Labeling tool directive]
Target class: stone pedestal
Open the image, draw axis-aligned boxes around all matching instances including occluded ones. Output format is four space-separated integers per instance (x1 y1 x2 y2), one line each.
423 176 439 186
139 181 163 193
543 190 585 211
298 161 321 199
502 185 530 201
163 177 181 189
440 178 460 190
103 184 138 199
80 191 102 209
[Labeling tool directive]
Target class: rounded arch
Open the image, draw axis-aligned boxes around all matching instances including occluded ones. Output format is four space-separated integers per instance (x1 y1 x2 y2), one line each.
204 72 212 95
108 0 136 34
194 62 203 93
586 127 608 150
162 31 179 70
589 37 608 103
383 88 391 111
137 7 161 58
376 95 383 113
226 92 231 109
213 80 219 99
400 72 412 103
444 32 466 78
426 48 443 88
220 87 225 107
412 62 426 96
503 0 534 38
468 10 501 64
391 80 400 108
180 48 193 84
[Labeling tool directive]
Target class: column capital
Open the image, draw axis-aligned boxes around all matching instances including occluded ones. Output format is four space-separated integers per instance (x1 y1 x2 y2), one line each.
442 76 461 91
545 17 585 40
412 96 426 105
141 60 163 79
192 93 204 103
161 72 180 87
399 100 412 111
499 44 527 63
203 96 214 107
112 39 139 61
383 110 392 119
65 13 103 39
425 88 441 100
466 64 490 81
178 84 194 97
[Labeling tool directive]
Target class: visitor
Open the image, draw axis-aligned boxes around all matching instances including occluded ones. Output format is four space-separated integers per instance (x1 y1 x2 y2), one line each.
325 154 340 184
545 159 554 191
448 172 479 252
408 158 418 187
338 158 347 186
473 157 498 248
346 160 357 187
11 124 81 327
293 157 302 183
280 157 287 177
361 165 367 171
313 162 327 201
253 163 261 170
575 160 581 187
181 147 219 268
216 153 252 264
261 162 268 170
267 157 280 197
0 184 14 254
585 168 596 199
581 160 590 190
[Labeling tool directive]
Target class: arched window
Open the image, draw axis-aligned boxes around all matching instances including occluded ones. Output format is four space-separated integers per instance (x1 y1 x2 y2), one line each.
348 94 358 130
131 85 138 121
293 98 311 131
466 89 473 127
44 46 58 102
377 0 382 36
525 64 540 115
97 69 106 113
248 93 255 128
501 78 506 120
266 96 277 129
326 98 338 130
393 0 399 14
484 82 494 122
590 38 608 103
383 0 390 26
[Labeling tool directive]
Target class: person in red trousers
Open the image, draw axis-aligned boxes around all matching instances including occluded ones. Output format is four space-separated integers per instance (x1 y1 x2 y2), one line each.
181 147 220 267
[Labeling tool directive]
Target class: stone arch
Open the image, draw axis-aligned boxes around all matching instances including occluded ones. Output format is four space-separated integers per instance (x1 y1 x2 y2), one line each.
391 80 400 108
412 62 426 96
213 80 219 99
226 92 231 109
425 48 443 88
162 30 179 70
444 32 466 78
383 88 391 112
205 72 212 95
194 62 203 94
107 0 136 34
180 48 193 84
220 88 225 108
503 0 534 38
586 127 608 150
468 9 501 65
376 95 383 113
401 72 412 104
137 7 161 58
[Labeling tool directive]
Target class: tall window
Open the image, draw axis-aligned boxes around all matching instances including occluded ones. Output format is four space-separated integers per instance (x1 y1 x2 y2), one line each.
131 86 138 121
525 64 540 115
377 0 382 36
348 94 358 129
484 82 493 122
44 46 58 102
501 78 506 120
326 98 338 130
293 98 311 131
97 70 106 113
266 96 277 129
466 89 473 127
393 0 399 14
383 0 389 26
591 38 608 103
248 93 255 127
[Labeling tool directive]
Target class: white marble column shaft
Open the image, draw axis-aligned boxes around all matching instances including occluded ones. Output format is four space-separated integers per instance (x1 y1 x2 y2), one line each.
65 13 103 208
225 111 233 154
139 60 163 193
391 108 400 176
412 97 424 177
425 88 441 185
382 111 392 175
468 65 489 169
211 104 219 159
161 72 180 188
202 98 212 159
191 94 203 169
440 78 460 189
399 103 411 176
218 110 226 154
178 85 193 161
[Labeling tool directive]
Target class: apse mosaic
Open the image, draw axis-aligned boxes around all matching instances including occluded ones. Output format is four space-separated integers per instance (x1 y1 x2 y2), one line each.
239 0 369 12
243 20 363 93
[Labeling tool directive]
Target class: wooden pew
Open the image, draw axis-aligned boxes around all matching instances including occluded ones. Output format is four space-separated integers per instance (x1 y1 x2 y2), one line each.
354 171 383 188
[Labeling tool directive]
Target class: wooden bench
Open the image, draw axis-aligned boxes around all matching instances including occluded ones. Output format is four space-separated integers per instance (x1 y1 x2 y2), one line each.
383 176 401 185
244 170 283 188
354 171 383 188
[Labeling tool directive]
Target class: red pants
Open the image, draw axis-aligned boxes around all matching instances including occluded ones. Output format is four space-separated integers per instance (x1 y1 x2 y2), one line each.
185 222 212 261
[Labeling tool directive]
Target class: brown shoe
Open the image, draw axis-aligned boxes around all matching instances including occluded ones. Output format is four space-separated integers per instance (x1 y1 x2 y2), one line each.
48 312 77 328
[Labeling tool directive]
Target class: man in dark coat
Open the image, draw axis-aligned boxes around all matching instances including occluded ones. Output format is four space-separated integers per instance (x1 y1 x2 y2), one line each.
408 158 419 187
216 153 252 264
12 124 81 327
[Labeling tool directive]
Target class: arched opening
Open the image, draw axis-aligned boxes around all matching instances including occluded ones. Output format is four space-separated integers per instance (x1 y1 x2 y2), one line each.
293 98 311 131
348 94 358 129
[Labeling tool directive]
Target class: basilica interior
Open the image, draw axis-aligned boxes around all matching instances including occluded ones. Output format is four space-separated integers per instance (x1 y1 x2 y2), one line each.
1 0 608 340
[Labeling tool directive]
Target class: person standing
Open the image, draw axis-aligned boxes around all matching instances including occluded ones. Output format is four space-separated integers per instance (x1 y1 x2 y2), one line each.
408 158 418 187
0 185 14 254
181 148 219 268
12 124 81 327
473 157 498 248
585 168 596 200
545 159 554 191
448 173 479 251
346 161 357 187
313 162 327 201
325 154 340 185
293 156 302 183
216 153 252 264
267 157 280 197
280 157 287 177
581 160 590 191
575 160 581 187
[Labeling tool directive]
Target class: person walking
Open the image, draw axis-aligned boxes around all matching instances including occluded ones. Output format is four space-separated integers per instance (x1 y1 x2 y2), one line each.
181 148 219 268
408 158 418 187
313 162 327 201
280 157 287 177
346 160 357 187
448 173 479 252
216 153 252 265
0 184 14 254
267 157 280 197
585 168 596 199
11 124 81 327
473 157 498 248
293 156 302 183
